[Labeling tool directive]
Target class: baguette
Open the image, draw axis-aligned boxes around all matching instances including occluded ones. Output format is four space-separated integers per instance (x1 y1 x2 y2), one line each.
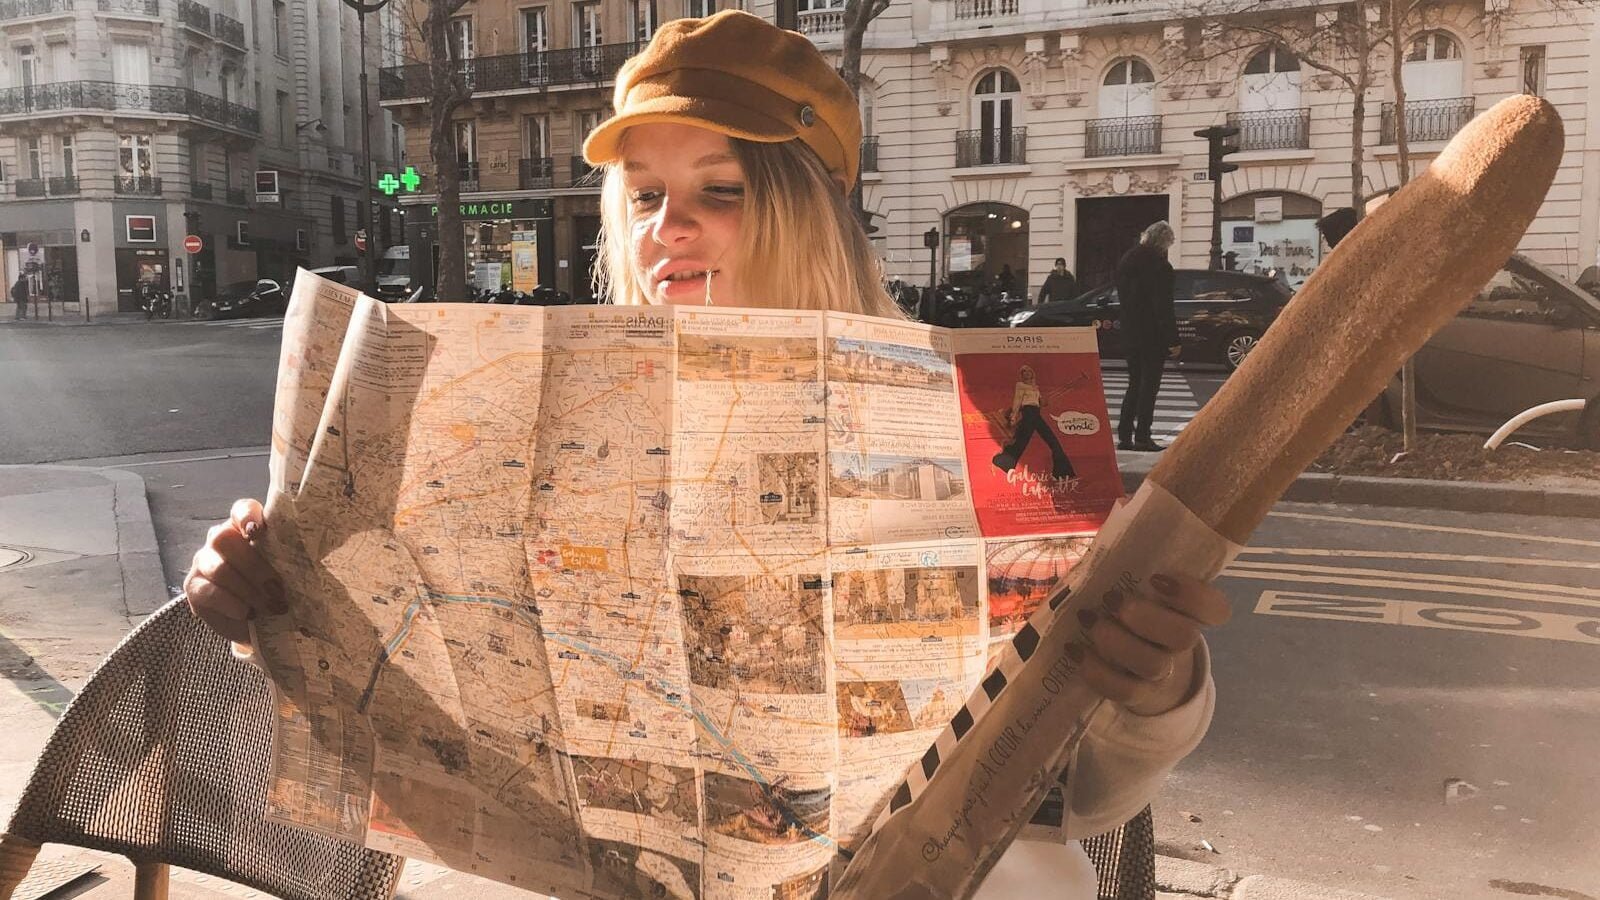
831 94 1565 900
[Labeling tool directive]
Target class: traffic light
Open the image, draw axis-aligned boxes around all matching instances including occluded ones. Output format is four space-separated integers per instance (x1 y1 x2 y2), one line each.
1195 125 1241 182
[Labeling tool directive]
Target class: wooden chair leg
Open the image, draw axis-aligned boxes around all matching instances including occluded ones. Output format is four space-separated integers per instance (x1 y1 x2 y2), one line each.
0 834 41 900
133 862 169 900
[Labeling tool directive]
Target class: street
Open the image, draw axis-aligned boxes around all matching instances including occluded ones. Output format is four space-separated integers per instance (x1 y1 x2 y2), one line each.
1 319 1596 900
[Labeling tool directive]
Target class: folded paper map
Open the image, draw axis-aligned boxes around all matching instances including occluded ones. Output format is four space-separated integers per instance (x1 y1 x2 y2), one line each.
253 271 1124 899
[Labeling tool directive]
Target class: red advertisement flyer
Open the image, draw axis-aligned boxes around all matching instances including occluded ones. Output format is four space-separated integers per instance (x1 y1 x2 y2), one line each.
953 328 1123 536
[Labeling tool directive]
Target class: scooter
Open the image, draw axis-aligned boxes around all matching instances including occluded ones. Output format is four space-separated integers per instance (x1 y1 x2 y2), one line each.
140 284 173 320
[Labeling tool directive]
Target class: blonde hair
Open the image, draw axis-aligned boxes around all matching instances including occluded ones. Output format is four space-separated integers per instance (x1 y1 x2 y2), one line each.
1140 220 1176 249
593 135 903 319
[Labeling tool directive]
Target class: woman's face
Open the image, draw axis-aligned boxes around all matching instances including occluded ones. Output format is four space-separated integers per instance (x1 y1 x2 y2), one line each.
619 123 747 306
1020 366 1036 383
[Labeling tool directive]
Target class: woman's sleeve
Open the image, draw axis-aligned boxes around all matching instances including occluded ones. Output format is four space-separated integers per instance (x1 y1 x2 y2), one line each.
1061 638 1215 840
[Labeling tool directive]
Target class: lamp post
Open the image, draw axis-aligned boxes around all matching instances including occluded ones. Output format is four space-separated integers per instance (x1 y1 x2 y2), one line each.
342 0 391 294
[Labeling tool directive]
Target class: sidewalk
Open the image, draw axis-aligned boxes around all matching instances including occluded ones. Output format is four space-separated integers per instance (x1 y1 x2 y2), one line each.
0 462 1425 899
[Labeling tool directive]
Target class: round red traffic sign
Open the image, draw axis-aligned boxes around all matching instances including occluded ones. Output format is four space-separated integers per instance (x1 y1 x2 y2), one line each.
183 234 204 254
354 230 368 252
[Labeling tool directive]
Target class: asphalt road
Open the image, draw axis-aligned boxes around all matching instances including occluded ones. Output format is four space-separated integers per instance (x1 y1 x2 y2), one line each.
4 318 1595 900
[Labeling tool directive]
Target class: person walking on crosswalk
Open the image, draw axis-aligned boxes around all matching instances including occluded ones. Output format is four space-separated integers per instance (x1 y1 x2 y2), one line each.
1114 221 1180 452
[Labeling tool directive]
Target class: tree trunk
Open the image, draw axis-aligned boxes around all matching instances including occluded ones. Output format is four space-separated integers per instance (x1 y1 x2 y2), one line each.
425 0 468 302
1350 5 1370 214
838 0 886 227
1387 0 1417 453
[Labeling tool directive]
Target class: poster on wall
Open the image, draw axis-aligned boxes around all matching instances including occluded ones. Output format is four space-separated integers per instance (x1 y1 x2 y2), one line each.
473 261 502 293
948 237 973 273
1222 217 1321 289
511 231 538 292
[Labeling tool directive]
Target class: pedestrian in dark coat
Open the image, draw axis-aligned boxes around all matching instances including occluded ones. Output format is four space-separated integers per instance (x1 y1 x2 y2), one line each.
10 275 28 320
1037 258 1079 306
1114 221 1179 451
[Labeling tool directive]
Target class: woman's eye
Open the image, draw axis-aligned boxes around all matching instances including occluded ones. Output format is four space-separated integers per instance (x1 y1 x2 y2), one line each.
706 185 745 200
630 191 661 205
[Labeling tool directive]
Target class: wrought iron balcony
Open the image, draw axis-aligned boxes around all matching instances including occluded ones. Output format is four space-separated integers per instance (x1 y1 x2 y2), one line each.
956 127 1026 168
520 156 554 190
96 0 159 13
379 41 641 101
15 178 46 198
0 81 260 133
226 186 246 205
1381 98 1474 145
190 181 213 200
116 175 163 195
177 0 211 32
570 155 600 187
954 0 1019 19
796 8 843 34
1226 109 1311 151
860 135 879 173
214 12 246 46
1085 115 1163 157
0 0 72 19
47 175 78 194
457 160 479 192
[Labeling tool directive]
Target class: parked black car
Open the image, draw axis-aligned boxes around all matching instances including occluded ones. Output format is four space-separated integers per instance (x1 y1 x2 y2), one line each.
1008 269 1294 371
197 278 287 320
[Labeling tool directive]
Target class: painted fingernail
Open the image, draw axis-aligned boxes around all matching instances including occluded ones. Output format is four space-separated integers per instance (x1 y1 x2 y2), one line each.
1076 608 1098 630
1151 573 1178 595
1102 589 1123 611
1064 643 1085 664
244 521 260 540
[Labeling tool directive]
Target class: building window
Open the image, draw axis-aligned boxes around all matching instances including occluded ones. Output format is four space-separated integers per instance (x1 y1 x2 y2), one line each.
525 114 549 159
523 7 548 52
15 45 38 90
631 0 656 42
966 69 1021 165
60 135 75 178
111 40 150 85
454 120 477 166
1520 45 1546 96
332 198 346 243
118 134 153 177
295 228 308 252
1407 30 1462 63
126 215 158 242
573 1 601 47
449 16 473 61
277 90 293 145
236 220 251 246
687 0 715 16
25 136 43 180
273 0 287 56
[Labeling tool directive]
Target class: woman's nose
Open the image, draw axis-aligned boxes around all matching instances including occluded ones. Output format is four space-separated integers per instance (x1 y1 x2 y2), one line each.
651 197 699 245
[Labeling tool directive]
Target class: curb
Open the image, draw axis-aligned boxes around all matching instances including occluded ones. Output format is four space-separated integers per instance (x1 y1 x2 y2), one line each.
1117 453 1600 519
1158 855 1394 900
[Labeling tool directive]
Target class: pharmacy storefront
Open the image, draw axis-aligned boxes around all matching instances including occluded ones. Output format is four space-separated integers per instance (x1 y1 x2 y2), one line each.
402 198 556 298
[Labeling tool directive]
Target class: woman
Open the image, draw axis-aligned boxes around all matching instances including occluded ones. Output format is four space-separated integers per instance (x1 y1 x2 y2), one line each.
993 363 1075 479
182 11 1229 898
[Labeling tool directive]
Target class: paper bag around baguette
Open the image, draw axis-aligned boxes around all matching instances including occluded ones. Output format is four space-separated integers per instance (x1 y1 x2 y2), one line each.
831 94 1565 900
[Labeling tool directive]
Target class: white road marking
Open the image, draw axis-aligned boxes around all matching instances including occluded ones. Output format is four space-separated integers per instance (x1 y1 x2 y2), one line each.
1240 547 1600 572
1254 590 1600 646
1264 510 1600 549
1223 561 1600 607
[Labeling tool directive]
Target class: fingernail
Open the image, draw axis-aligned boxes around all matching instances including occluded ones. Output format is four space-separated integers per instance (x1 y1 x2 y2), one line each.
1064 643 1085 664
1076 608 1098 630
1151 573 1178 595
1102 589 1123 612
244 521 260 540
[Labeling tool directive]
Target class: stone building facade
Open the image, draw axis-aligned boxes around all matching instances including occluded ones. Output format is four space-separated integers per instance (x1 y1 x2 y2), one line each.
0 0 401 315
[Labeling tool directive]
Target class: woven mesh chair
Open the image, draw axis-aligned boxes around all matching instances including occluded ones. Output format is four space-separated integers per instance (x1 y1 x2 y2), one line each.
0 599 405 900
1082 805 1157 900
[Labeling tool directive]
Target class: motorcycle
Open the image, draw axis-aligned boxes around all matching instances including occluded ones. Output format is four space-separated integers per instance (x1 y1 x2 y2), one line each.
140 284 173 320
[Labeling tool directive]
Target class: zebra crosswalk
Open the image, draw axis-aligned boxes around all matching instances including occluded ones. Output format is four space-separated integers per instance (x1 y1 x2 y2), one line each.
1098 367 1203 440
182 315 286 331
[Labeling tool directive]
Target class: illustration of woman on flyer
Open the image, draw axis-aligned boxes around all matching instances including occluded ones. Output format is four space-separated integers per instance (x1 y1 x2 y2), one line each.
992 365 1075 480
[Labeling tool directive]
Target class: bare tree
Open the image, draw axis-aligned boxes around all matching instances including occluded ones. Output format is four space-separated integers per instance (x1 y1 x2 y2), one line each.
838 0 892 227
399 0 473 301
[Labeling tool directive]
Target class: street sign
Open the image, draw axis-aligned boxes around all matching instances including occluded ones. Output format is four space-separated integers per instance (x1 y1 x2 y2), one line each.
183 234 204 254
255 169 280 204
354 230 368 252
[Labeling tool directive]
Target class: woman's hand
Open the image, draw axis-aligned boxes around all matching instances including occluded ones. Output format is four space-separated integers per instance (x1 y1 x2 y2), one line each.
1072 574 1231 717
182 498 285 644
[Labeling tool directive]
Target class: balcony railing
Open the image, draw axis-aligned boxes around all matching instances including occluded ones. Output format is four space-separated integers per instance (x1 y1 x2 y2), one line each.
0 0 72 19
0 81 259 133
954 0 1019 18
214 12 246 46
956 127 1026 168
226 186 246 205
47 175 78 194
797 9 843 33
190 181 213 199
456 160 479 192
177 0 210 32
1226 108 1311 151
116 175 163 195
15 178 46 198
570 155 600 187
1381 97 1474 145
520 156 554 190
1086 115 1163 157
860 135 879 173
97 0 159 13
379 41 641 101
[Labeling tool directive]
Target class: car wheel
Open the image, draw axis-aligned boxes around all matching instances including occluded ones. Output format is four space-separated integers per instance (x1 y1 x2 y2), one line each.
1221 330 1260 372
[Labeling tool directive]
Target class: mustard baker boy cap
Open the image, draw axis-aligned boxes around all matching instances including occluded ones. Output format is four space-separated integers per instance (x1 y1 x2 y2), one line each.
581 10 863 192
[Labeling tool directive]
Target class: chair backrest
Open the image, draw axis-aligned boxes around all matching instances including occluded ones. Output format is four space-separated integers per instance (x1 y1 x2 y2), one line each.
1081 804 1157 900
4 600 403 900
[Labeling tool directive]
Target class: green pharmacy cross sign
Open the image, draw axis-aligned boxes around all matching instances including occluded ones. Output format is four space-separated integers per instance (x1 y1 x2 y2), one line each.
378 165 423 196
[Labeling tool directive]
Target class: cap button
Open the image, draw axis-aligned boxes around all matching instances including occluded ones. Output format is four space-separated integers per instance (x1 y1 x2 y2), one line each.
799 105 816 127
